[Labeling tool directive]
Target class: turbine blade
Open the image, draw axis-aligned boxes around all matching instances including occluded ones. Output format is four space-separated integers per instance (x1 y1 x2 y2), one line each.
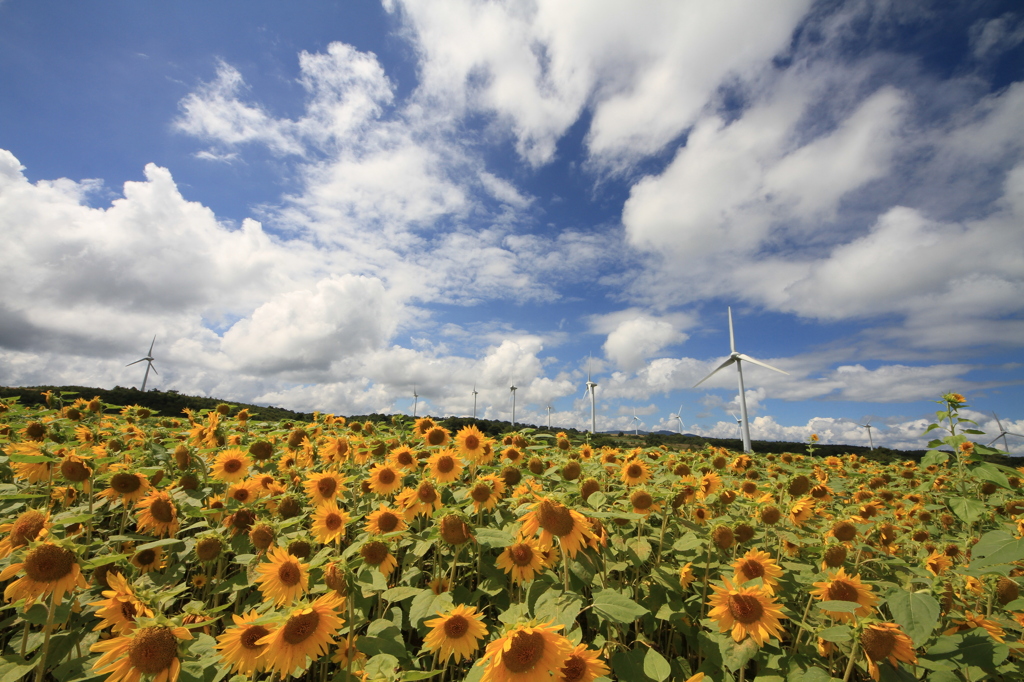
1007 431 1024 438
149 364 158 376
735 353 789 375
994 413 1005 431
148 336 156 355
126 359 145 366
693 357 736 387
728 307 736 354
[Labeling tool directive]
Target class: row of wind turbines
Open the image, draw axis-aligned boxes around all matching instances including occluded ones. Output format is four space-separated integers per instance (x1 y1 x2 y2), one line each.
127 307 1023 454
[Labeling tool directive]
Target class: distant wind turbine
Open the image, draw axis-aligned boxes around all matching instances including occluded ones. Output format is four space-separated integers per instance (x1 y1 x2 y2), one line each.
730 412 743 440
630 409 642 436
694 307 789 454
509 383 518 427
546 405 553 429
860 421 875 450
472 384 478 419
127 336 158 392
412 387 419 418
583 360 598 434
670 403 684 434
988 413 1024 452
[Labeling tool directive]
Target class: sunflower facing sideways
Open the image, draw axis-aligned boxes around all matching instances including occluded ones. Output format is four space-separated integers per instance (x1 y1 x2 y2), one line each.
423 604 489 663
810 568 878 623
215 610 273 676
255 546 309 606
559 644 611 682
90 572 154 635
477 621 573 682
1 539 88 609
707 577 788 646
256 592 345 678
518 497 595 560
91 620 193 682
0 508 51 558
860 622 917 681
731 548 784 595
135 491 180 538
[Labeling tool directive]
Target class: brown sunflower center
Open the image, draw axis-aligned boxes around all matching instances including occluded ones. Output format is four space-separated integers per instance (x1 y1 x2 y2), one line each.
738 559 766 579
128 627 178 675
136 549 157 567
580 479 599 501
111 472 142 494
561 655 586 682
196 538 222 562
505 448 521 462
860 627 896 661
250 526 275 550
827 580 860 603
436 456 455 474
149 498 175 523
121 600 138 621
471 483 492 503
375 512 399 533
630 491 653 510
502 631 546 673
832 522 857 542
288 540 311 559
417 483 437 503
510 544 535 567
232 510 256 531
325 513 343 531
727 594 765 625
24 544 74 582
426 430 446 446
11 510 47 546
376 468 397 485
537 500 575 537
241 625 270 650
625 463 643 479
283 610 320 645
317 477 337 498
224 458 243 474
464 434 480 451
443 614 469 638
277 561 301 586
61 459 91 482
440 515 470 545
397 451 415 466
361 541 389 566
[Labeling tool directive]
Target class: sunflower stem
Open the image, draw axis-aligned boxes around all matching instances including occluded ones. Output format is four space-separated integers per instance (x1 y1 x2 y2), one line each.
841 640 859 682
33 591 59 682
789 593 815 653
84 480 94 557
654 510 670 567
19 619 30 659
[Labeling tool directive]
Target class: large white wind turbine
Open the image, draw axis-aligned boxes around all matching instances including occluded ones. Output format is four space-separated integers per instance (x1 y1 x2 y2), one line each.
694 307 789 454
670 403 684 434
988 413 1024 452
860 421 875 450
127 336 158 392
583 362 598 434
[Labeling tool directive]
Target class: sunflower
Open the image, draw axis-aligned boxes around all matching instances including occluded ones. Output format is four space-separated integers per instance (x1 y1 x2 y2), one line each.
810 568 878 623
226 480 260 505
455 425 489 462
423 425 451 447
389 445 420 471
679 563 696 589
477 621 573 682
789 497 815 527
469 475 507 512
131 546 164 574
100 469 152 506
860 622 917 682
366 463 404 496
135 491 180 538
692 505 712 524
330 635 367 668
359 540 398 576
731 548 784 595
215 611 273 675
496 537 546 584
364 505 408 535
943 611 1006 642
0 509 51 558
320 436 349 463
558 644 610 682
210 448 251 484
427 449 464 483
413 417 436 436
629 489 660 516
423 604 489 663
90 572 153 635
60 452 93 483
518 497 595 560
257 593 345 678
925 549 953 576
91 622 193 682
698 471 722 500
397 478 444 519
255 546 309 606
310 502 351 545
303 471 347 507
620 459 651 486
1 541 87 609
707 577 788 646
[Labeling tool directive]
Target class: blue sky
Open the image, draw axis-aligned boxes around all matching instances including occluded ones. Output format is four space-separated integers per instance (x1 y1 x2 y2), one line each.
2 0 1023 452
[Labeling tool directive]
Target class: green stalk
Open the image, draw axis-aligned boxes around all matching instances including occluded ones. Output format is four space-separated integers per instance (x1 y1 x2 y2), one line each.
33 592 59 682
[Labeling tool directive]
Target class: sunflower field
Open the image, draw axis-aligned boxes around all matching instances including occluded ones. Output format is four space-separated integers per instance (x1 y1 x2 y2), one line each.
1 391 1024 682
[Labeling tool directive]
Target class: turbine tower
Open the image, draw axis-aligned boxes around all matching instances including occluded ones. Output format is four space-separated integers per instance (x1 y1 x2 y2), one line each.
730 413 743 440
509 384 518 427
988 413 1024 452
472 384 478 419
127 336 158 392
860 421 875 450
670 403 684 434
694 307 789 454
546 405 553 429
630 409 642 436
412 387 419 418
583 362 598 434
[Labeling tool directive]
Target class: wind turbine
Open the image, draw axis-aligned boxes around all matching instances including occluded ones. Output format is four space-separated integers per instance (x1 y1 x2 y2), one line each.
472 384 478 419
583 361 598 434
670 403 684 434
412 387 419 418
546 405 553 429
127 336 158 391
730 412 743 440
630 409 642 436
988 413 1024 452
694 307 789 454
509 383 518 427
860 421 875 450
